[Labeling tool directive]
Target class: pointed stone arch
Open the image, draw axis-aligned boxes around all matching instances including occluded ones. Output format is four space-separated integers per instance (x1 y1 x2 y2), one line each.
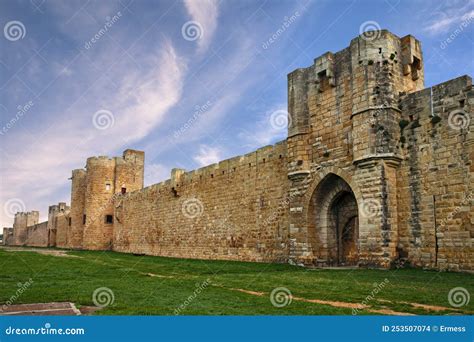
304 168 362 266
304 167 363 205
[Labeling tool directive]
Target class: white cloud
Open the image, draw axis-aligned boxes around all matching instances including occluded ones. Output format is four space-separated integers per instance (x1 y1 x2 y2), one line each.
0 41 186 228
184 0 219 53
140 36 261 159
132 43 261 189
0 0 312 228
238 104 288 148
423 1 474 34
144 163 169 186
113 40 186 142
193 145 222 166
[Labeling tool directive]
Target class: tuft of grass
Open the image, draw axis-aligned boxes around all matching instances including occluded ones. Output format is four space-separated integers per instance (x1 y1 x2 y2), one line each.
0 248 472 315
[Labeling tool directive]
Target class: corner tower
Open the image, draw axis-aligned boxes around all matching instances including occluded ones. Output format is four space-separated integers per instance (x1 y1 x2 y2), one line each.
48 202 71 247
12 211 39 246
69 169 87 248
80 149 144 250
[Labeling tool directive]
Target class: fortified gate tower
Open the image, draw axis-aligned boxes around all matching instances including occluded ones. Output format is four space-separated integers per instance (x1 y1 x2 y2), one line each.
287 30 424 267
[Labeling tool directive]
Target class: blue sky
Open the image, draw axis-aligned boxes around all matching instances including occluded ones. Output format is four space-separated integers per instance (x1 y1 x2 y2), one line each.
1 0 473 226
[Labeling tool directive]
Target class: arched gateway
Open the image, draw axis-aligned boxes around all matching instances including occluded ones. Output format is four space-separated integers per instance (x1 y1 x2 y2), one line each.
308 174 359 266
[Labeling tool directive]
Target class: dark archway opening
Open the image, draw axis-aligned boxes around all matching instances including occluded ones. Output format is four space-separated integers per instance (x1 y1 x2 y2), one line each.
330 191 358 265
308 173 359 266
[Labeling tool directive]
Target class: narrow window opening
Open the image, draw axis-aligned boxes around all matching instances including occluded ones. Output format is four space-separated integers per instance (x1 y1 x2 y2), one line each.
121 187 127 194
105 183 111 191
171 187 178 197
105 215 113 224
82 214 86 225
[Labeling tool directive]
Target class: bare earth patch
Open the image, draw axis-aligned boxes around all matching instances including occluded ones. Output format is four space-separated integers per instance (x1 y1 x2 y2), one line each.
378 298 460 313
226 287 414 315
2 247 80 258
231 288 265 296
368 308 414 315
77 305 103 315
143 272 175 279
405 302 454 312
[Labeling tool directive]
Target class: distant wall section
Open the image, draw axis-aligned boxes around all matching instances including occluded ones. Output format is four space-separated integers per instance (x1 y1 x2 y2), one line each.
113 142 290 262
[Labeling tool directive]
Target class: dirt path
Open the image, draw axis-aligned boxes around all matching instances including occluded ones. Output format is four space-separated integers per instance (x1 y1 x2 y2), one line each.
225 287 415 315
1 247 81 258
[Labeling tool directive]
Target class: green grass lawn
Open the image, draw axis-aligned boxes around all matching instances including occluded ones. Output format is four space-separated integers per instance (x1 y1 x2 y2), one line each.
0 247 472 315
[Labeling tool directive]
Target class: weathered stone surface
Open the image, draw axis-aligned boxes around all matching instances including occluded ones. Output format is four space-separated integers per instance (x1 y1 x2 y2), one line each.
5 30 473 271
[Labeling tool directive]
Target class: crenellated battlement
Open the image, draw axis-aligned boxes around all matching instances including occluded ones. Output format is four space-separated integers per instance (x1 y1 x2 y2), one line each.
86 156 115 163
190 141 286 178
14 211 39 217
145 141 287 193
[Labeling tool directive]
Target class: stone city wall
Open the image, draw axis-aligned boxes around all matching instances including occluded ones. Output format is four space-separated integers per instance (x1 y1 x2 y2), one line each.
3 31 472 272
397 75 474 271
113 142 289 263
